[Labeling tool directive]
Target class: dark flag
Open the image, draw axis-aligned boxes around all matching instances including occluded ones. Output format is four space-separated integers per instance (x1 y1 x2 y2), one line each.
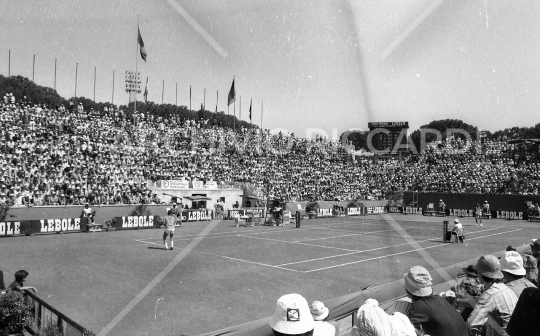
249 98 252 122
228 79 236 106
143 77 148 103
138 28 147 62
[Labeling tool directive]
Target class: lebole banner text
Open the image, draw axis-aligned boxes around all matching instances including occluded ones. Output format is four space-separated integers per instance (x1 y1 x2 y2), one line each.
0 218 89 236
114 210 214 230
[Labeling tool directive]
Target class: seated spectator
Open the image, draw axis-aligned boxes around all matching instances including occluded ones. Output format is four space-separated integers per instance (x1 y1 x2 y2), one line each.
525 239 540 287
80 203 95 224
506 287 540 336
309 301 336 336
500 251 536 298
450 219 464 243
7 270 38 293
404 265 468 336
269 293 315 336
455 265 483 320
233 201 240 209
467 255 518 336
351 298 415 336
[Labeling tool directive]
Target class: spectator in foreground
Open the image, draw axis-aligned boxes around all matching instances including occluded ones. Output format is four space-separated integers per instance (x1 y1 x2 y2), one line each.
404 265 468 336
500 251 537 298
467 255 518 336
269 293 315 336
309 301 336 336
528 239 540 286
351 298 415 336
455 265 483 320
506 287 540 336
7 270 38 293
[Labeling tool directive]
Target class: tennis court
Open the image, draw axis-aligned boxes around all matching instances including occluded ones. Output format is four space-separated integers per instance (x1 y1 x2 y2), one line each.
1 213 535 336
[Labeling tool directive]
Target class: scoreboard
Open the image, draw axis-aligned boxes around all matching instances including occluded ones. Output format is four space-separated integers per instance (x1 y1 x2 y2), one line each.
367 122 409 152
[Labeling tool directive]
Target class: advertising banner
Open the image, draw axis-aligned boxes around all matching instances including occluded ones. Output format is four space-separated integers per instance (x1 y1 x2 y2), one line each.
160 180 190 189
365 206 386 215
0 218 88 236
205 181 218 189
346 207 363 216
182 210 213 222
115 215 159 230
228 209 246 219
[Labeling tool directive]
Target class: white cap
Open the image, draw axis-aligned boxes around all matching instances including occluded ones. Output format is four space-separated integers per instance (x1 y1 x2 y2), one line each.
269 294 314 335
500 251 526 276
310 301 329 321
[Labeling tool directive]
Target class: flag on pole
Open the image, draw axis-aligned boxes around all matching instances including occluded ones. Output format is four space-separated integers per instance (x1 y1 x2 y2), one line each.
143 77 148 103
138 28 147 62
249 98 252 122
227 79 236 106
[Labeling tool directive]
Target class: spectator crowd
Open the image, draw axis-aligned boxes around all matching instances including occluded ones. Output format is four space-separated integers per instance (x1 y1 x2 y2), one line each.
2 92 540 207
268 238 540 336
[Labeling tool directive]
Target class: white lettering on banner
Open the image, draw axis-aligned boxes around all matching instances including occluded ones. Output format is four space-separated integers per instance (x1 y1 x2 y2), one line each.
347 207 362 216
450 209 474 217
0 222 21 235
204 181 218 189
161 180 190 190
317 209 333 217
405 207 422 214
40 218 81 233
496 211 523 219
389 207 401 213
120 216 155 228
367 207 373 214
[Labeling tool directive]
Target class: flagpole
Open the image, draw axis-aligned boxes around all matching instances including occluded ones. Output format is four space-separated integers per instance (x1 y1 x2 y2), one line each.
32 54 35 82
261 100 263 129
190 85 192 110
203 88 206 110
54 58 57 90
216 90 218 113
75 63 78 98
112 70 115 105
93 66 96 102
134 15 139 117
233 76 236 131
175 82 178 105
239 95 241 122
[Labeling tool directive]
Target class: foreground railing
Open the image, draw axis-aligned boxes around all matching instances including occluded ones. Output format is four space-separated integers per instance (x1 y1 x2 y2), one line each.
25 290 95 336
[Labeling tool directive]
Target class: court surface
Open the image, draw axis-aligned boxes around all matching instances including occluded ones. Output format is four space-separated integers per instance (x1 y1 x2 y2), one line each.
1 213 537 336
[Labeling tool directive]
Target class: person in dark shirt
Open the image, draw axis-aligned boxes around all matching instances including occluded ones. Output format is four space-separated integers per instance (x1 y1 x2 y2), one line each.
507 287 540 336
405 265 469 336
7 270 38 293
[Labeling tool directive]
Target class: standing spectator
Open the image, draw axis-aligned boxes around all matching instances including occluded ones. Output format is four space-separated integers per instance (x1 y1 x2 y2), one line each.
500 251 537 298
468 255 518 336
506 287 540 336
309 301 336 336
404 266 468 336
474 203 483 226
7 270 38 293
269 293 315 336
483 201 490 218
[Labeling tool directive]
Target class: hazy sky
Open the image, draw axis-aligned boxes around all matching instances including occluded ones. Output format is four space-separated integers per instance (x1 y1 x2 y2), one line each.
1 0 539 138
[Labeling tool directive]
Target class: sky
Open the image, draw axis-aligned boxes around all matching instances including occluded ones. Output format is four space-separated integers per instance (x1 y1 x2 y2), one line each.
1 0 539 139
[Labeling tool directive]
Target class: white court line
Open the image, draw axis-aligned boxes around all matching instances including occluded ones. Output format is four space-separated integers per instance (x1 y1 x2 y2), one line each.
294 228 411 242
194 251 300 272
135 219 382 242
279 226 504 267
134 238 164 247
303 229 522 273
98 220 220 336
277 237 433 267
237 235 360 252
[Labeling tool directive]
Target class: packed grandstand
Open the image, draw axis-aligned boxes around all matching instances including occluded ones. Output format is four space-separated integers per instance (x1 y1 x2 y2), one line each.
1 83 540 208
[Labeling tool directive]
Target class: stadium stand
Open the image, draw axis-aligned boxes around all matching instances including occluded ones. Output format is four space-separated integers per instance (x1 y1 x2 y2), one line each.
2 91 540 209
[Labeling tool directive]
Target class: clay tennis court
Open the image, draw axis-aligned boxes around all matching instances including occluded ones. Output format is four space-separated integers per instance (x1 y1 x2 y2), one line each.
1 214 536 336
